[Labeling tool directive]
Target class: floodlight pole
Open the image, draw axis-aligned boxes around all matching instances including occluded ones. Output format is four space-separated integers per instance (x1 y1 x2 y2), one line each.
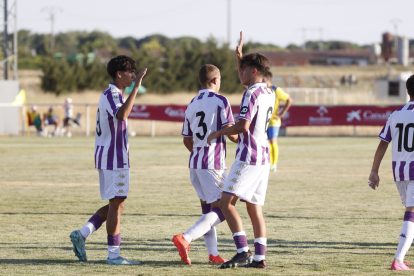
13 0 16 80
3 0 8 80
227 0 231 45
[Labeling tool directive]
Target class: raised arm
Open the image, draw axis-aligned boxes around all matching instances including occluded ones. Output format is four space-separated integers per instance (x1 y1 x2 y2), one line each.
236 31 248 89
368 140 389 190
116 68 147 121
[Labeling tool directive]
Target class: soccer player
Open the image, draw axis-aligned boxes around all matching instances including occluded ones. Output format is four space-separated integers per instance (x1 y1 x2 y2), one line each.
207 32 275 269
173 64 237 265
70 55 147 265
368 74 414 271
63 98 80 138
263 71 292 172
43 106 59 136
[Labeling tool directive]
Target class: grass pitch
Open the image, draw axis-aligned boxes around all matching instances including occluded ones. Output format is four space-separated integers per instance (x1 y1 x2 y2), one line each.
0 136 405 275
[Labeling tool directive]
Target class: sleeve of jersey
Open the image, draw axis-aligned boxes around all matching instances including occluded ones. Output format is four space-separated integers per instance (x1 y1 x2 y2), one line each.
221 98 235 127
276 87 290 101
238 92 257 122
378 118 392 143
181 116 193 137
104 92 123 119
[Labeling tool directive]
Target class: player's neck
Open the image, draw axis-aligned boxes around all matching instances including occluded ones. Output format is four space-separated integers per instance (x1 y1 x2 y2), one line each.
247 78 264 88
202 86 218 93
112 79 126 93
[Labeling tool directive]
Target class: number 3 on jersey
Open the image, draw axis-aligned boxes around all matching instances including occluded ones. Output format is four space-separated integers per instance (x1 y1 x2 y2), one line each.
196 111 207 140
396 123 414 152
96 108 102 136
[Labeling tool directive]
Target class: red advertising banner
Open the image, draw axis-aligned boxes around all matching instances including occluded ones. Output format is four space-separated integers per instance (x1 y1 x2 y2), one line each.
129 104 402 127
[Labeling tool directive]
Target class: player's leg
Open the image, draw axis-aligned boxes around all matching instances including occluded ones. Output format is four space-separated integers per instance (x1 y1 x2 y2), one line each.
78 205 107 241
392 181 414 270
268 126 279 172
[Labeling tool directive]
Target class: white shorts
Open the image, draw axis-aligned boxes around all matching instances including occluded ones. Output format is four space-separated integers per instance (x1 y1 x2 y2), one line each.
223 161 270 206
98 169 130 200
190 169 226 204
396 180 414 207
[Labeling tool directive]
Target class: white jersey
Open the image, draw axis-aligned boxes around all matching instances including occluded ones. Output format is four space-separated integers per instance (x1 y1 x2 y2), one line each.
379 101 414 181
95 83 129 170
64 104 73 118
181 89 235 169
235 82 276 165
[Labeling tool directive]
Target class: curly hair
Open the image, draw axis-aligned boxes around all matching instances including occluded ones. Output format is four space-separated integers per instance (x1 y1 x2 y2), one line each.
107 55 137 79
407 75 414 98
240 53 270 77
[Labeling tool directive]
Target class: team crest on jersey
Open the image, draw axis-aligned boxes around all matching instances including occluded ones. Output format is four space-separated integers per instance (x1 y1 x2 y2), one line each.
117 182 125 187
118 173 125 179
231 178 237 184
111 88 119 93
218 183 224 189
235 171 241 176
228 185 235 191
240 106 249 115
118 189 125 194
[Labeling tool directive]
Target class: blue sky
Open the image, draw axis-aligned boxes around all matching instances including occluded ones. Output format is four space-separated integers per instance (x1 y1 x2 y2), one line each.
17 0 413 47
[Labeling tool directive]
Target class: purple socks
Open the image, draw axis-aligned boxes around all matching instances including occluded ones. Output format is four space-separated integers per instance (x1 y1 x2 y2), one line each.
404 211 414 222
212 207 225 222
108 233 121 246
201 203 212 215
89 214 104 230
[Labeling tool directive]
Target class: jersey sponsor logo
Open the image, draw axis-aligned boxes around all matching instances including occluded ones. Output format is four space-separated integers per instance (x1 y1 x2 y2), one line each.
165 107 185 118
240 106 249 115
309 106 332 125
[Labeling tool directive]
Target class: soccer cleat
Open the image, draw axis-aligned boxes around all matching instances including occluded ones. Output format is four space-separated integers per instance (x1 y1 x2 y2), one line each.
69 230 87 262
106 256 140 265
241 259 267 269
220 250 253 268
209 254 229 264
404 261 411 265
391 260 413 270
173 233 191 265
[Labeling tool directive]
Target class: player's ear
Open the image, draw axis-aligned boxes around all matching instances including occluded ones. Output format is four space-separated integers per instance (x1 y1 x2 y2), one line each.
116 71 121 79
212 77 217 85
252 68 258 76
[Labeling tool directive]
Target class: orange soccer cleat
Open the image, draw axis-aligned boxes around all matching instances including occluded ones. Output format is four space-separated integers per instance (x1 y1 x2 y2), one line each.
173 233 191 265
391 260 413 271
209 254 229 264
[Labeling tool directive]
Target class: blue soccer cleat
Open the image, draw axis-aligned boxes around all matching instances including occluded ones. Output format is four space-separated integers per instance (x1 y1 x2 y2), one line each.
69 230 87 262
106 256 140 265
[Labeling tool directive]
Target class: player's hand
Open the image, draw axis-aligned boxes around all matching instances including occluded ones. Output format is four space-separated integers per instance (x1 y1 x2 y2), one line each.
134 68 147 90
368 172 380 190
273 114 281 120
207 131 218 146
236 31 243 60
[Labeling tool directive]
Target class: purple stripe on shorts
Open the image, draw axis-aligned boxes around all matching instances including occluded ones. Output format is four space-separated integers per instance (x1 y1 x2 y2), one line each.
107 111 115 170
116 119 124 168
106 91 119 116
404 211 414 223
254 242 266 256
399 161 406 181
115 196 127 199
201 203 212 215
107 233 121 246
193 147 201 168
88 214 104 230
410 161 414 180
212 207 225 222
202 147 209 169
98 146 104 169
392 161 397 181
233 234 248 249
223 191 237 196
189 150 195 168
94 146 99 167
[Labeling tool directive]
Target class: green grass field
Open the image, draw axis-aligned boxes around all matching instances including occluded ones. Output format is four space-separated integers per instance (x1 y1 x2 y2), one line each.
0 136 407 275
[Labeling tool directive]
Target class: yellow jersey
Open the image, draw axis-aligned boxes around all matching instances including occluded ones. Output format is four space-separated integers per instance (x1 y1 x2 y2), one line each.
269 85 289 127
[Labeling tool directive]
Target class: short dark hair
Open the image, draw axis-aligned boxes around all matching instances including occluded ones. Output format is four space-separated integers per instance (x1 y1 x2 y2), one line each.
107 55 137 79
407 75 414 98
265 71 272 79
199 64 220 87
240 53 270 77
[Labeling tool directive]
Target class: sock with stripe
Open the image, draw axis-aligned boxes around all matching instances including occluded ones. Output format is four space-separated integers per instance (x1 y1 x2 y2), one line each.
80 214 104 240
183 207 225 243
108 233 121 260
254 237 267 261
233 231 249 253
395 212 414 263
201 204 220 256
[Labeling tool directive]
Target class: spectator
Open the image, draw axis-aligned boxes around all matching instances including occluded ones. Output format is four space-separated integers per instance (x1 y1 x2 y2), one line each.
27 106 43 136
63 98 80 137
44 106 59 135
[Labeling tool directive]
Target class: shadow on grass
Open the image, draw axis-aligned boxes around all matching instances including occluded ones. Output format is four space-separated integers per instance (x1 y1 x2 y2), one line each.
0 212 199 217
0 259 186 267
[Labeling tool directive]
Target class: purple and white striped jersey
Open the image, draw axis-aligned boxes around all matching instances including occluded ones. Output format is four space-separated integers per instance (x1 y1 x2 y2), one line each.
235 82 276 165
95 83 129 170
379 101 414 181
181 89 235 169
